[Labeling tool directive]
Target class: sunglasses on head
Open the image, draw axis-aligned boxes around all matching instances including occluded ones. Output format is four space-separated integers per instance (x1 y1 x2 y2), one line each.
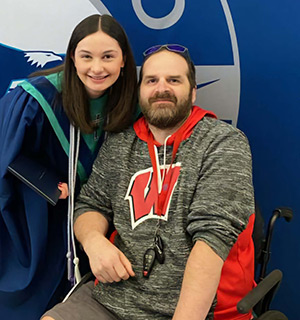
143 44 190 59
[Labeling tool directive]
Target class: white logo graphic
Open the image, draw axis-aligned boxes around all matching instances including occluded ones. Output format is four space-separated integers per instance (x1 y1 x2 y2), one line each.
0 0 99 53
132 0 185 29
90 0 241 125
24 51 63 68
6 80 25 93
1 0 240 125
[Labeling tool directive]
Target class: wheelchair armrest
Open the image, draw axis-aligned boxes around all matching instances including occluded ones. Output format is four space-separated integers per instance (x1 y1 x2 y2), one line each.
78 271 94 285
256 310 288 320
62 272 94 302
237 269 283 314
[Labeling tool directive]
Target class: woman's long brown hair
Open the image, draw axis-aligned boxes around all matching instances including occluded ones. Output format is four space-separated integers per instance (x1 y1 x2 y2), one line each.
31 14 137 134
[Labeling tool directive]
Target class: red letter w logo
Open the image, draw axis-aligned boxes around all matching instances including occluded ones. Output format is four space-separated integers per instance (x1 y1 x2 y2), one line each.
125 164 181 229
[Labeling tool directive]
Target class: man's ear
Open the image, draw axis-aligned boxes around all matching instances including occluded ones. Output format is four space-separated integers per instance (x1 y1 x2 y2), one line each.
191 86 197 104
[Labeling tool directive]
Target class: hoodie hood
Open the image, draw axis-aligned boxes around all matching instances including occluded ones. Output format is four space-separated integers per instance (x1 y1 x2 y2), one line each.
133 106 217 145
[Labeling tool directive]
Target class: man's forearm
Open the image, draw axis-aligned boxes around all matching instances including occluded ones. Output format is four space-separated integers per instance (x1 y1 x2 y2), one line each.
74 211 109 250
173 241 224 320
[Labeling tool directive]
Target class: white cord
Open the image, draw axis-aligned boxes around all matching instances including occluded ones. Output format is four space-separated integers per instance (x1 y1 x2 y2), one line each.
66 126 74 282
72 129 81 284
66 124 81 285
163 135 172 179
153 145 162 193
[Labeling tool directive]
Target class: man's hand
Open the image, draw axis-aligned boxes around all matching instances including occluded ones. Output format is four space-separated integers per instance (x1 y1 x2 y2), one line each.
74 212 135 283
84 232 135 283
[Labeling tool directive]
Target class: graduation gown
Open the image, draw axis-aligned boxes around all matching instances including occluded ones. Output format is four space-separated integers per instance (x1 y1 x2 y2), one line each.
0 73 107 319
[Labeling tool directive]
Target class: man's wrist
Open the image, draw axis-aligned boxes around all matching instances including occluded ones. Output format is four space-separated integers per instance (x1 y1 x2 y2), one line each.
82 231 106 253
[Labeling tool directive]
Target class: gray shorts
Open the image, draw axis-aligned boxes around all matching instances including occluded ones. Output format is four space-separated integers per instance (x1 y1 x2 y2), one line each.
42 281 119 320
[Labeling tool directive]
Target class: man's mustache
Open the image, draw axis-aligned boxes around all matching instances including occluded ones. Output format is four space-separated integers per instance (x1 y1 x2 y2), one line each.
148 92 177 104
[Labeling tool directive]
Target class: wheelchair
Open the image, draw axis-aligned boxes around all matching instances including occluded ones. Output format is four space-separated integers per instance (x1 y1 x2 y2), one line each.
237 206 293 320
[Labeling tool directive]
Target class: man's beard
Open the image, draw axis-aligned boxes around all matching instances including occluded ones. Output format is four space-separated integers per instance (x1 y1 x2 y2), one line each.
139 91 193 129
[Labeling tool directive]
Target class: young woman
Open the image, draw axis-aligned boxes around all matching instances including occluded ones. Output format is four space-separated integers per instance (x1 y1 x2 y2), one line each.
0 14 138 320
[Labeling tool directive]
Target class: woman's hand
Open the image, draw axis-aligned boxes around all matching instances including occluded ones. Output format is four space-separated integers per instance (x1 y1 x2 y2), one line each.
58 182 69 199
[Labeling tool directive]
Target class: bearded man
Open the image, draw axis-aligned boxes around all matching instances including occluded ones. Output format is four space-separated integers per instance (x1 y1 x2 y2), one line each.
42 44 255 320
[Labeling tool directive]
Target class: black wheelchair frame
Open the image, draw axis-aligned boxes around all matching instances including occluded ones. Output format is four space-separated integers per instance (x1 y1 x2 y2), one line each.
237 207 293 320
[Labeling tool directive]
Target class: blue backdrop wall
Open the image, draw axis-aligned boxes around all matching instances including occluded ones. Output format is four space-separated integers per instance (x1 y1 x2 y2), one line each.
0 1 299 318
230 1 300 316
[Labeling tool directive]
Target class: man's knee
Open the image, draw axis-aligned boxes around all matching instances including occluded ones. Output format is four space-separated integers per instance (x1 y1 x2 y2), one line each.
41 316 55 320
